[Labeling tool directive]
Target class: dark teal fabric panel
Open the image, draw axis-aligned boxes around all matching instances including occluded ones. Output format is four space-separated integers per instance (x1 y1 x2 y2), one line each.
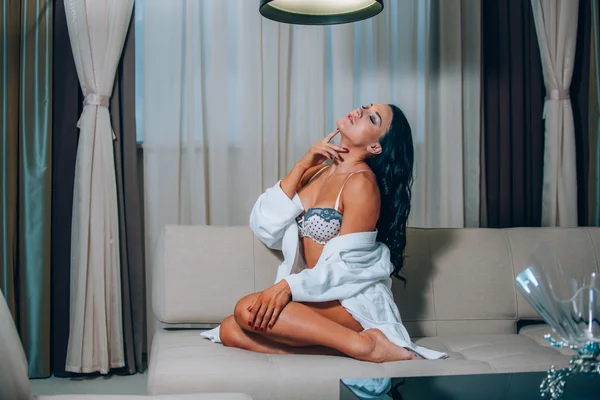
0 0 53 378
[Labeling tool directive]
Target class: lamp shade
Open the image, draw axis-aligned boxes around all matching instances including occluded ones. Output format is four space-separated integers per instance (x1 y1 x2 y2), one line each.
259 0 384 25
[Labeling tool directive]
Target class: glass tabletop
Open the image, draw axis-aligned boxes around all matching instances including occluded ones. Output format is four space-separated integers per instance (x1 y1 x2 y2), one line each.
339 371 600 400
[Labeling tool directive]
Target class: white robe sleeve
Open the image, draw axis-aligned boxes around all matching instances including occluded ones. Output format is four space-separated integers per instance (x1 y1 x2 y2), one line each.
282 251 393 303
249 181 304 250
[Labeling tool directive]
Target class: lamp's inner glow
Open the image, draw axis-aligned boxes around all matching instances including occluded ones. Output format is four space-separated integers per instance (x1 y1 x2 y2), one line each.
268 0 378 16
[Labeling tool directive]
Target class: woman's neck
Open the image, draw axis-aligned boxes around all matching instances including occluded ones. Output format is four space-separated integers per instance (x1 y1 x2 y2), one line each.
329 148 368 174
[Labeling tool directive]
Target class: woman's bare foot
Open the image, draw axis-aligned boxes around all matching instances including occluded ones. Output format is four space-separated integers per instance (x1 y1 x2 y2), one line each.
358 329 422 363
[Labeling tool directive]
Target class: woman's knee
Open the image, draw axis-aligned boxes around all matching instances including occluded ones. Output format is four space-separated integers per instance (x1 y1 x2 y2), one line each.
233 293 257 328
220 315 238 347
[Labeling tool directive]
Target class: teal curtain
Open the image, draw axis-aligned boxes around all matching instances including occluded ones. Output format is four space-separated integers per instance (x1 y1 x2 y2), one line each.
0 0 53 378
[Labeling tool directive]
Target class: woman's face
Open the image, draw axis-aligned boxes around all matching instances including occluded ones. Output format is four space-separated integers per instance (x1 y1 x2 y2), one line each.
336 103 393 155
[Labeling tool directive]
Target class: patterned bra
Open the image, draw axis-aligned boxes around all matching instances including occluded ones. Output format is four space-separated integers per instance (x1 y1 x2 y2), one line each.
296 167 373 245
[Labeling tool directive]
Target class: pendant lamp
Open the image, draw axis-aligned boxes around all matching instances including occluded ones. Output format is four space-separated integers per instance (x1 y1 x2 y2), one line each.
259 0 384 25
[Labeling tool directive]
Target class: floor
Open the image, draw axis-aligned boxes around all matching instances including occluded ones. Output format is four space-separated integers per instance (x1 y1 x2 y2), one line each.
29 373 147 396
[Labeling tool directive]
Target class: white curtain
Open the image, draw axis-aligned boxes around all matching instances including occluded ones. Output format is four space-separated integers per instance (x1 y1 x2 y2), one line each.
136 0 480 348
531 0 580 227
64 0 134 374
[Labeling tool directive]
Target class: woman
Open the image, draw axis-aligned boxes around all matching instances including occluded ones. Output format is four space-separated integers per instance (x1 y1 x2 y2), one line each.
202 104 446 363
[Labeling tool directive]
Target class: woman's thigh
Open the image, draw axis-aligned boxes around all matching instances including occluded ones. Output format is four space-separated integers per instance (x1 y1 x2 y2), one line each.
299 300 364 332
234 292 363 333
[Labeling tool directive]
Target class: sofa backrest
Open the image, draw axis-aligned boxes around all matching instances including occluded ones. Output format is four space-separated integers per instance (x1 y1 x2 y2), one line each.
152 226 600 336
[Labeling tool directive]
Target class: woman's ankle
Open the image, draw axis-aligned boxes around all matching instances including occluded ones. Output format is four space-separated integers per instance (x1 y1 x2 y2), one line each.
353 330 378 361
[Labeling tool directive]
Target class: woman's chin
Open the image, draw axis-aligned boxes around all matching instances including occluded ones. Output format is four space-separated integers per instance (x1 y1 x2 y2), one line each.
336 124 350 137
336 118 350 130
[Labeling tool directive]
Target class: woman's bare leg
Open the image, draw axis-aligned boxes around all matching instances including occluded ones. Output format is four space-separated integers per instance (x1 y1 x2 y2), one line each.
300 300 364 333
220 315 345 356
221 299 359 356
233 294 417 363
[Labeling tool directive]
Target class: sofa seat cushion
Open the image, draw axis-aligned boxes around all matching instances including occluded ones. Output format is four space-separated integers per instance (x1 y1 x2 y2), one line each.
148 330 574 400
149 330 491 400
38 395 252 400
518 324 577 356
416 334 571 372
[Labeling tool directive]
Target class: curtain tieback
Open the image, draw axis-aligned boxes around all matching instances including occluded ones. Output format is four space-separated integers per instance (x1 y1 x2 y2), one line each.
84 93 110 108
546 89 570 101
78 93 116 140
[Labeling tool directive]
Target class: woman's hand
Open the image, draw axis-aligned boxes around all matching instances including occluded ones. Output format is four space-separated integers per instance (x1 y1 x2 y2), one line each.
280 128 347 198
297 128 348 170
247 280 293 331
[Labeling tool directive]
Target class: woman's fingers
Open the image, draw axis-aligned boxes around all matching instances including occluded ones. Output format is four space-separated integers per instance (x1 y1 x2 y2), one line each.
318 144 347 160
267 305 283 330
248 301 261 327
315 148 331 159
322 128 339 143
322 146 338 159
325 143 347 153
299 128 349 168
253 303 268 330
268 293 291 331
259 303 275 331
324 143 348 161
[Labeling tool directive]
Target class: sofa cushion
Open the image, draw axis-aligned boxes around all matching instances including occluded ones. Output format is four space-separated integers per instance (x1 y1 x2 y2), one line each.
149 330 525 400
153 226 258 324
149 226 600 400
37 395 252 400
153 226 600 329
518 324 577 357
416 334 571 372
427 230 518 322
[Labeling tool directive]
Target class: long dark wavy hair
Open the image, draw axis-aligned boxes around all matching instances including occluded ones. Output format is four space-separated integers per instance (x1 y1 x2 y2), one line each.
365 104 414 281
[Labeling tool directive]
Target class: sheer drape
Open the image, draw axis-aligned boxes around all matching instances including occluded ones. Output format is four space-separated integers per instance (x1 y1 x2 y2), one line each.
64 0 134 374
137 0 481 348
570 0 591 227
531 0 580 226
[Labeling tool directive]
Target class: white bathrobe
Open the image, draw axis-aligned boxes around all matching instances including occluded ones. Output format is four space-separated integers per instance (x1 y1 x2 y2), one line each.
201 181 447 361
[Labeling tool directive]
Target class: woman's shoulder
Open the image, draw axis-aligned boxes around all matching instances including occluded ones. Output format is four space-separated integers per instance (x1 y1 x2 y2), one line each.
342 170 379 199
338 171 380 230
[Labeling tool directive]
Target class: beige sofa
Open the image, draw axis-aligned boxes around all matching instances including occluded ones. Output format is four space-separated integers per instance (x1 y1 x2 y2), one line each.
0 290 251 400
148 226 600 399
